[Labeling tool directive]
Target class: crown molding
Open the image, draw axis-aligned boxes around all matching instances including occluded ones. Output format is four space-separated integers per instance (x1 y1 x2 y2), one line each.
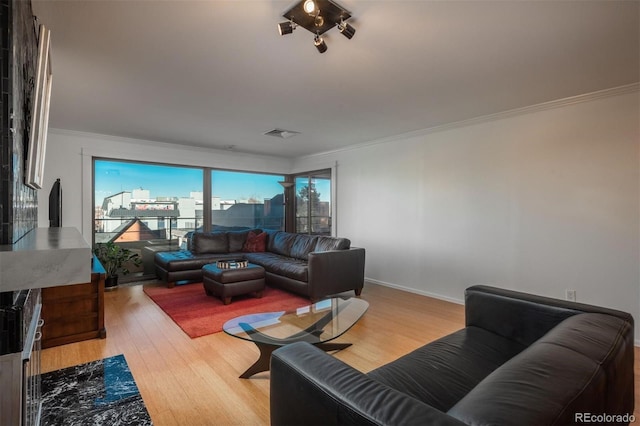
297 83 640 161
48 128 288 162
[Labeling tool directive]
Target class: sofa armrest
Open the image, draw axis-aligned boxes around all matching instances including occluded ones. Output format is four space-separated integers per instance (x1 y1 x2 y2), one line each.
270 342 467 426
465 285 634 347
307 248 365 301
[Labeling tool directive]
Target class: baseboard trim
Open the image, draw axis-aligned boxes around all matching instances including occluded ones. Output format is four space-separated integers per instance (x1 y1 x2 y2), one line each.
365 278 464 306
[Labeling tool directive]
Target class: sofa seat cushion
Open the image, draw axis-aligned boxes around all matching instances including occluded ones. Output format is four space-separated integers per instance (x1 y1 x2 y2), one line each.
447 313 633 426
367 326 527 412
155 250 245 272
244 252 308 282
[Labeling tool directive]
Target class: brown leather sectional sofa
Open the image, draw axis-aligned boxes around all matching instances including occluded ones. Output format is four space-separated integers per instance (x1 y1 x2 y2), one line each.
154 229 365 301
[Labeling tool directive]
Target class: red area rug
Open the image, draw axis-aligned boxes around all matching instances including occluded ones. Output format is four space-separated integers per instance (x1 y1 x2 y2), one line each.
143 283 310 338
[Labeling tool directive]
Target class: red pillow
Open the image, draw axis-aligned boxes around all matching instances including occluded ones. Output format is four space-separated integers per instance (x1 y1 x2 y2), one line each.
243 231 266 252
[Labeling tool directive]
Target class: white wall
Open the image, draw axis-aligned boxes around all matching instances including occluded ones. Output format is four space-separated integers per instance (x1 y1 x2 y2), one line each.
294 89 640 342
38 130 292 238
38 90 640 343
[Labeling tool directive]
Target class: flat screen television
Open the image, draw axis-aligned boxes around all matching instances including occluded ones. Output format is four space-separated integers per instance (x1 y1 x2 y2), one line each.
49 178 61 227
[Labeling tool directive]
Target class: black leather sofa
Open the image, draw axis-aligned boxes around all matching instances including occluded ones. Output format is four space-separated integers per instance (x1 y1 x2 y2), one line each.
270 285 635 425
154 228 365 301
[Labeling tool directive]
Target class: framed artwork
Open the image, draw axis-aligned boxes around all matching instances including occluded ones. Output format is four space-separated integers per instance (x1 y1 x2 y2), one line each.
26 24 52 189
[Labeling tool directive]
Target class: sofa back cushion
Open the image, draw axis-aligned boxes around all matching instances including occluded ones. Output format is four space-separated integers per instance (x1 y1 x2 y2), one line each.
270 232 298 257
315 236 350 252
227 230 249 252
227 229 261 252
290 235 318 260
263 229 280 253
447 313 634 426
191 232 228 254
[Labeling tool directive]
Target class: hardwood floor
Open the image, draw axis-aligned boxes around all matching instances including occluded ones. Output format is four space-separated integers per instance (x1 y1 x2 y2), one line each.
41 282 639 425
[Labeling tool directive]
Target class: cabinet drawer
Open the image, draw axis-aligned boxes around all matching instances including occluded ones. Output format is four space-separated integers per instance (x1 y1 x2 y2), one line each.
42 281 97 300
42 315 98 339
42 298 98 319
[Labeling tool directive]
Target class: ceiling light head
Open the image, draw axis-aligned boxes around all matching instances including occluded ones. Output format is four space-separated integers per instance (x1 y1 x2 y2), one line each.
278 21 296 35
314 34 327 53
314 14 325 27
303 0 317 15
337 20 355 39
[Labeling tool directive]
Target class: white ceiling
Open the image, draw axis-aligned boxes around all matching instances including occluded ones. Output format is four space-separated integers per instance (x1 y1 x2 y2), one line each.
31 1 639 159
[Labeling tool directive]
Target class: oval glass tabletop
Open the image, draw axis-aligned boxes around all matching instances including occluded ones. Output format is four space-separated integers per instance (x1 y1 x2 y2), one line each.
223 297 369 347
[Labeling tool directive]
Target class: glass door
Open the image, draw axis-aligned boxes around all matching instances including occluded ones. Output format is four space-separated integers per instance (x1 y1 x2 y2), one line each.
294 170 331 235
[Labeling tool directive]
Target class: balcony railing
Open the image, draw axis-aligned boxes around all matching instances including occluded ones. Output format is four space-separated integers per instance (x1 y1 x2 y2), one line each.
94 217 201 282
295 215 332 235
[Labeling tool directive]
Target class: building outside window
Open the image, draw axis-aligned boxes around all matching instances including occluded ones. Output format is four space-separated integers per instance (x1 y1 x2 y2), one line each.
94 159 203 247
211 170 284 231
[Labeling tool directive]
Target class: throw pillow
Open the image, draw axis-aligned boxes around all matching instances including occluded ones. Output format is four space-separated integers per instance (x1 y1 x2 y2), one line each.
243 231 266 252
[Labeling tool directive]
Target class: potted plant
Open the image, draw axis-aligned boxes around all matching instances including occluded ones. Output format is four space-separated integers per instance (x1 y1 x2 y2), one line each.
93 242 142 289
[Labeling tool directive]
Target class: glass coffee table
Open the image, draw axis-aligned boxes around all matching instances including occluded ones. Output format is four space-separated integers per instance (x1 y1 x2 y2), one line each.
223 297 369 378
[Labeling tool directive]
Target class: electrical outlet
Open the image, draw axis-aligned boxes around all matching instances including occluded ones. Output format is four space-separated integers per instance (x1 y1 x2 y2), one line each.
566 289 576 302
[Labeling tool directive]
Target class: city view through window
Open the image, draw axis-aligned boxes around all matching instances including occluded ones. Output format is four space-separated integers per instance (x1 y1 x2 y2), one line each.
95 160 204 247
93 159 331 281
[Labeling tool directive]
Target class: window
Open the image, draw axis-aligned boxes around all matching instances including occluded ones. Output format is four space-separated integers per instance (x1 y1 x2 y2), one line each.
94 159 204 248
211 170 284 231
294 169 331 235
93 158 329 281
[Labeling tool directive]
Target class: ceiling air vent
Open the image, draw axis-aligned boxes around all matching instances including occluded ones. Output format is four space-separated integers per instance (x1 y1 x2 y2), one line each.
264 128 300 139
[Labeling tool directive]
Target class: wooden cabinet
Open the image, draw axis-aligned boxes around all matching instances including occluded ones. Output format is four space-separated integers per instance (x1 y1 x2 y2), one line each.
41 256 106 348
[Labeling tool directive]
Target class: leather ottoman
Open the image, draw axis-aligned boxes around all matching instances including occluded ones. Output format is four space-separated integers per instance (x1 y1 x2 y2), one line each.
202 263 265 305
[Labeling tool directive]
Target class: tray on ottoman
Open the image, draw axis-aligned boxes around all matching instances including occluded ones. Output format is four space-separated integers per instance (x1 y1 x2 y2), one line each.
202 262 265 305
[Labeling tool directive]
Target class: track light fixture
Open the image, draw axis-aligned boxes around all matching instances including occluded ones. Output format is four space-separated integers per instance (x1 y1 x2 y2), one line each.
314 34 327 53
278 20 296 35
337 20 355 39
277 0 356 53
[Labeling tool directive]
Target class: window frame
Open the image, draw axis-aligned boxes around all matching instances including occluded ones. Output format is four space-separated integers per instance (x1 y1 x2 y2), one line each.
290 168 333 236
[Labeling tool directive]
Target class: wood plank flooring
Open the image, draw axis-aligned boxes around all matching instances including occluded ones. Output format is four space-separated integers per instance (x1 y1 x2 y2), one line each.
41 282 639 425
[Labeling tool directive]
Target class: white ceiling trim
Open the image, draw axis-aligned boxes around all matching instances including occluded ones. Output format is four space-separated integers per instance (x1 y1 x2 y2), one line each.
51 128 289 163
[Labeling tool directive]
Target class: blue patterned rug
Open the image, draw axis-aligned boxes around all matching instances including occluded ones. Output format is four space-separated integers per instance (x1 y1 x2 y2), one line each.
41 354 152 425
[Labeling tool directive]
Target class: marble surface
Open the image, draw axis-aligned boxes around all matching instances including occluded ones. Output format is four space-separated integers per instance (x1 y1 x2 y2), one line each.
0 227 91 292
41 354 152 425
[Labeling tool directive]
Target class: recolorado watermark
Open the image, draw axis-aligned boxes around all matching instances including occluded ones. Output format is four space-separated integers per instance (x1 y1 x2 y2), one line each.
575 413 635 423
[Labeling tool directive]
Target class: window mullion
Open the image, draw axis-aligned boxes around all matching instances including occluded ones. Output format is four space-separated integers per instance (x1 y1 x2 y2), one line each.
203 168 212 233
